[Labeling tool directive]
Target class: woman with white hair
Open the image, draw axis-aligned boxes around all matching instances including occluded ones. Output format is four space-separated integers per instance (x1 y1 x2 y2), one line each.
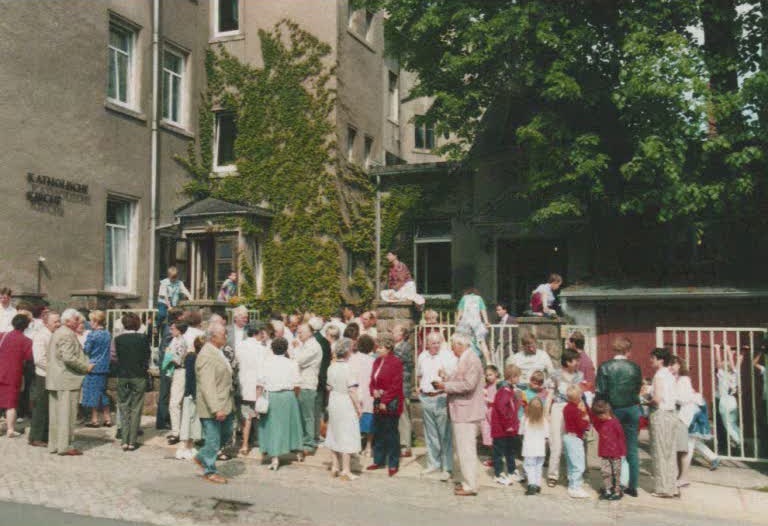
324 338 362 480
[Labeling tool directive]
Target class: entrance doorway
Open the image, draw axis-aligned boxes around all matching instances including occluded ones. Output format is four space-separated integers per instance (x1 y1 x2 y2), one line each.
496 239 567 315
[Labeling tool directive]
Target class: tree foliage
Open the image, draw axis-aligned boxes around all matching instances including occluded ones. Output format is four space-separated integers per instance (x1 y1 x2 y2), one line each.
358 0 767 231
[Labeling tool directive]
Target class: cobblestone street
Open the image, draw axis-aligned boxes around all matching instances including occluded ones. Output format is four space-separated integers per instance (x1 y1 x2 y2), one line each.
0 418 766 526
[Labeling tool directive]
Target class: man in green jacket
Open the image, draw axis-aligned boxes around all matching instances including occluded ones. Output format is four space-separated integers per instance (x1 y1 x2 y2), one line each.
194 323 234 484
595 337 643 497
46 309 94 456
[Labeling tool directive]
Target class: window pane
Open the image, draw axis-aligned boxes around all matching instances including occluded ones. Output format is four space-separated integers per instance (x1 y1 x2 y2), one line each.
426 126 435 149
416 242 451 295
217 262 234 284
171 76 180 122
162 71 171 119
216 239 233 259
218 0 239 32
175 240 188 261
108 50 117 99
107 199 130 225
117 53 128 102
414 125 425 149
109 27 129 52
216 113 237 165
164 51 181 73
347 127 356 161
105 227 114 287
113 227 129 287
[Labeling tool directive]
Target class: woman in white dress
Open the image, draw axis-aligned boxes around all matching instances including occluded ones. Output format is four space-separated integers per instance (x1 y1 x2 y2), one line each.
324 338 362 481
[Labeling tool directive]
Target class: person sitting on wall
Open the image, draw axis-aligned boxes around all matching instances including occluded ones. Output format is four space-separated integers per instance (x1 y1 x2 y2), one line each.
530 274 563 317
380 251 425 308
217 272 238 303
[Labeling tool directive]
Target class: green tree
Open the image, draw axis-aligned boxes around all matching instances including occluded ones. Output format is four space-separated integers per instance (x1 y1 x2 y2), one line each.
358 0 768 282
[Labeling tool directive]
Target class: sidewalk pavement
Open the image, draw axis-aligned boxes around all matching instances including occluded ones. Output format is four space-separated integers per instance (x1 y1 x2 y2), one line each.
3 415 767 525
131 419 768 523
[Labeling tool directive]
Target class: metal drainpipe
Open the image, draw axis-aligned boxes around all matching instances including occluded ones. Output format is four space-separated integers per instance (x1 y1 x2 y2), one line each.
375 174 381 298
147 0 160 308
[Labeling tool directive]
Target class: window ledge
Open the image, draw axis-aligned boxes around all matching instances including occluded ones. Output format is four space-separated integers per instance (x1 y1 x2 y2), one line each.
70 289 140 300
160 120 195 139
209 33 245 44
412 148 436 154
387 118 400 127
105 100 147 123
346 29 376 53
210 166 238 178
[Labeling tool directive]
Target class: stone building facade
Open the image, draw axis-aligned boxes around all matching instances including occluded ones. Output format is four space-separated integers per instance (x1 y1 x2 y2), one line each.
0 0 447 308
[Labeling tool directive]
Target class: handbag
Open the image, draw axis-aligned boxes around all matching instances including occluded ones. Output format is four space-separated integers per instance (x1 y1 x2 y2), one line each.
255 392 269 414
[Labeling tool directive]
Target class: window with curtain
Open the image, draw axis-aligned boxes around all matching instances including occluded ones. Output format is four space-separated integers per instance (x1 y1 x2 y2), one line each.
105 198 135 290
107 23 134 104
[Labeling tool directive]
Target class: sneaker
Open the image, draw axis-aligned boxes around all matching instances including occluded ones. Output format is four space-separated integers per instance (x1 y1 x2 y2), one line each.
438 471 451 482
623 487 638 497
676 479 690 488
175 448 188 460
568 487 590 499
525 484 538 496
494 475 511 486
510 470 526 483
710 458 720 471
607 492 623 501
421 466 440 476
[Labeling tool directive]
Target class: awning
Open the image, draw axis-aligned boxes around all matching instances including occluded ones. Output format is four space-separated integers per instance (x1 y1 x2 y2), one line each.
561 285 768 301
174 196 273 220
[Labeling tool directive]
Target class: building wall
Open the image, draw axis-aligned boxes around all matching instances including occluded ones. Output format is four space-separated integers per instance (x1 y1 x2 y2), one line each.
0 0 207 307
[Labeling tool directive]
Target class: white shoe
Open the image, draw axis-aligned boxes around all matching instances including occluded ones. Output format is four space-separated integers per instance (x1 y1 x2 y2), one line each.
421 466 440 476
568 487 590 499
511 470 525 482
185 448 197 460
175 448 188 460
494 475 511 486
438 471 451 482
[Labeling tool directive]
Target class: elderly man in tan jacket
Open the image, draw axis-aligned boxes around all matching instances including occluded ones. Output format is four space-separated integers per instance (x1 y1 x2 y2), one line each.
434 332 485 496
46 309 94 456
194 323 234 484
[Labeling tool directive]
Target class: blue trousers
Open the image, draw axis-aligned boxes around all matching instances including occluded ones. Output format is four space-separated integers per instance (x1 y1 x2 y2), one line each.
197 414 234 475
613 404 640 490
373 414 400 469
563 434 585 489
420 394 453 472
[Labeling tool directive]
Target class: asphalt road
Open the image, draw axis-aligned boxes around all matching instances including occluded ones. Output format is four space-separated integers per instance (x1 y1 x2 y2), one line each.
0 502 153 526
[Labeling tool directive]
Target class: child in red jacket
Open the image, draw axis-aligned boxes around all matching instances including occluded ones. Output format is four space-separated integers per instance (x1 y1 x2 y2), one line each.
562 385 591 499
591 399 627 500
490 364 523 486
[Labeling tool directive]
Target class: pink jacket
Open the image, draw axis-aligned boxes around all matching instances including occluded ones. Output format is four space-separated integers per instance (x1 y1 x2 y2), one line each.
445 349 485 423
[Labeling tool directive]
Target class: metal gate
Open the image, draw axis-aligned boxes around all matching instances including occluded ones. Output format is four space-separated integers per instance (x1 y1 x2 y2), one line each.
656 327 768 462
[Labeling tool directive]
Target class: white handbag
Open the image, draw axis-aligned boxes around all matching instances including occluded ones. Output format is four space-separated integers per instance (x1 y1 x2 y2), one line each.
255 392 269 414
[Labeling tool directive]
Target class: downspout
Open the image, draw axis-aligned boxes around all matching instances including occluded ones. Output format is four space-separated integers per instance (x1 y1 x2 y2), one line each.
147 0 160 308
375 174 381 299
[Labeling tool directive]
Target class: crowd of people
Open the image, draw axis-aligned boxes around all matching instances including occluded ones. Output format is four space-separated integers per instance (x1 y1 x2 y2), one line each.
0 278 746 498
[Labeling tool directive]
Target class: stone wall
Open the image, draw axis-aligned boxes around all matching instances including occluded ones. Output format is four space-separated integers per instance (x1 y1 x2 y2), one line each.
516 316 566 365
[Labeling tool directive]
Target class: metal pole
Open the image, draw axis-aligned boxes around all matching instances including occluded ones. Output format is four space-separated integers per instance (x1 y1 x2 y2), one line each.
375 174 381 298
147 0 160 308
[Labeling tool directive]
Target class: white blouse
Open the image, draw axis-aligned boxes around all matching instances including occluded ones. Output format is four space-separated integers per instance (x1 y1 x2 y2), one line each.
653 367 677 411
258 354 300 392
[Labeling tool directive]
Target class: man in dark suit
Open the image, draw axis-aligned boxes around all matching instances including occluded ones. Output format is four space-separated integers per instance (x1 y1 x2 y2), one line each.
494 302 516 360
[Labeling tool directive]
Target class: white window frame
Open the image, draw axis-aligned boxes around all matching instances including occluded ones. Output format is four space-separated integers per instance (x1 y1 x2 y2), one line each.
161 46 187 127
107 20 138 109
388 71 399 123
213 111 237 173
414 235 452 299
213 0 241 38
104 196 139 293
347 126 357 163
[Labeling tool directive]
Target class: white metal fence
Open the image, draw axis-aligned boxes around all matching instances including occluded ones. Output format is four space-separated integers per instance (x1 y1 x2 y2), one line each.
106 309 162 367
656 327 768 462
